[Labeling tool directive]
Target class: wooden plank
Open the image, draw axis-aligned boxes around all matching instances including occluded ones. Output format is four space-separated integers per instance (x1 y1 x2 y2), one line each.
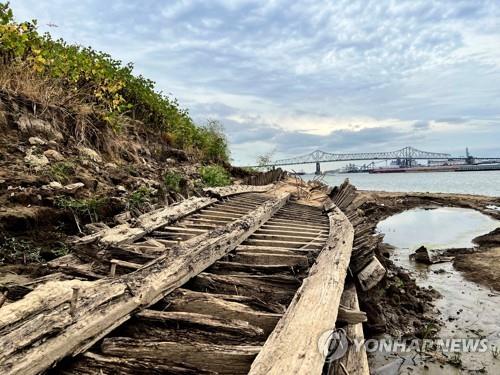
135 310 264 338
74 197 217 246
203 184 273 198
232 252 308 267
243 239 324 250
0 193 290 375
57 351 209 374
248 206 354 375
326 282 370 375
101 338 260 375
165 289 281 335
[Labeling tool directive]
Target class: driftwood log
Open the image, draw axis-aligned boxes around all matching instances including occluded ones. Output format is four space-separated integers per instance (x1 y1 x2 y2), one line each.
0 193 290 375
248 205 354 374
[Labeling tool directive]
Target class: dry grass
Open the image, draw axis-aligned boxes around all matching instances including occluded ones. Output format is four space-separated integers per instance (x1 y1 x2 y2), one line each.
0 62 128 155
0 62 89 112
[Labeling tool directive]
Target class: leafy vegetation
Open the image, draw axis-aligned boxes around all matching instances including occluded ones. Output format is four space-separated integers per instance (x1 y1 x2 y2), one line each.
200 165 231 187
163 171 183 192
55 196 108 223
45 161 75 184
0 236 43 264
0 3 229 162
127 186 153 211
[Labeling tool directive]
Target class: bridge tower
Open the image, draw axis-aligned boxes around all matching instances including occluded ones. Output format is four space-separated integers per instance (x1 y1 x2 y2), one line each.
315 162 321 175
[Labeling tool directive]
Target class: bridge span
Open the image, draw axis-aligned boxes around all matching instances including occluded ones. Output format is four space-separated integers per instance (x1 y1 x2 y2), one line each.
249 146 500 175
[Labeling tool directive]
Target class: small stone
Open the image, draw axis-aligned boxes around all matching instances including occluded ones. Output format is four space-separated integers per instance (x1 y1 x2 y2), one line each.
29 136 47 145
49 181 63 189
24 148 49 170
78 146 102 163
105 162 118 169
410 246 433 264
43 149 64 161
117 185 127 193
64 182 85 192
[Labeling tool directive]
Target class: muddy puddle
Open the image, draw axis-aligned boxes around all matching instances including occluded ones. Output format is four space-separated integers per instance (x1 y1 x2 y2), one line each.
372 207 500 374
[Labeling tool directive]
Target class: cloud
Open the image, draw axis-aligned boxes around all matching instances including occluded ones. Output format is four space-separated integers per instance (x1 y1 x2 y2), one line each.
8 0 500 164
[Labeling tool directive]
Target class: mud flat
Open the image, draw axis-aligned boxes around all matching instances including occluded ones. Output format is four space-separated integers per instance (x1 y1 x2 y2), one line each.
369 194 500 373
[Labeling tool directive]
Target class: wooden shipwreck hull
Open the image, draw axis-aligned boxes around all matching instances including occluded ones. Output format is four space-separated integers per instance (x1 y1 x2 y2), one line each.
0 181 374 375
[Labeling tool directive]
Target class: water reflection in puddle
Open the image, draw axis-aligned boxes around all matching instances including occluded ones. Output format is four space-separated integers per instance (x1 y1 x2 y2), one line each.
373 207 500 374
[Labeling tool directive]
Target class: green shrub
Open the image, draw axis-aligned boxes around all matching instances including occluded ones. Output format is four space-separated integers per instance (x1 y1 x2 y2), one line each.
163 171 182 192
55 196 107 222
0 3 229 162
127 186 153 210
200 165 231 187
0 236 43 264
45 161 75 184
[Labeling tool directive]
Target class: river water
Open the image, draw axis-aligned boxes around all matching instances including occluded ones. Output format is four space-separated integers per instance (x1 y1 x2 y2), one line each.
305 171 500 196
374 208 500 374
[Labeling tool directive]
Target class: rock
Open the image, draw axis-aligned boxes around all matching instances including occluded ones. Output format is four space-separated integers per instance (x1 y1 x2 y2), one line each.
64 182 85 192
48 181 63 189
29 136 47 145
43 149 64 161
105 162 118 169
411 246 433 264
17 115 64 141
117 185 127 193
78 146 102 163
411 246 453 265
24 148 49 171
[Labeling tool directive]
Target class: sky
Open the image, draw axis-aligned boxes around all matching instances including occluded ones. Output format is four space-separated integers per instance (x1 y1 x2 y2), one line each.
10 0 500 166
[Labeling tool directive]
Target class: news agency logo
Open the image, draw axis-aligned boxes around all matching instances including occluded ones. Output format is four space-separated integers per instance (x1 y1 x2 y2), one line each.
318 328 500 362
318 328 350 363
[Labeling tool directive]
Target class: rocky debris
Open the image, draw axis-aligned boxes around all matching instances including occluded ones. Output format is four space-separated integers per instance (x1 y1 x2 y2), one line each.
43 149 64 161
28 136 46 145
78 146 102 163
24 148 49 170
411 246 433 264
64 182 85 193
48 181 63 189
16 114 63 141
410 246 454 265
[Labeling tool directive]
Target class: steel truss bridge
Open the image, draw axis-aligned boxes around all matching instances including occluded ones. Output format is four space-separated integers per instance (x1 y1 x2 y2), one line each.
251 146 500 174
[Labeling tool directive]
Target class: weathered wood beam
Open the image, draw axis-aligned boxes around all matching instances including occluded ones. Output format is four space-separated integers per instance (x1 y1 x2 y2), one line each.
326 282 369 375
0 193 290 375
57 351 210 375
74 197 217 246
100 338 261 375
248 205 354 375
135 310 264 338
203 184 274 198
232 252 309 267
163 289 282 335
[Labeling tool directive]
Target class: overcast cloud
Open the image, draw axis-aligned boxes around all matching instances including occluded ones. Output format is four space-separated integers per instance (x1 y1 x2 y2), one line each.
10 0 500 165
